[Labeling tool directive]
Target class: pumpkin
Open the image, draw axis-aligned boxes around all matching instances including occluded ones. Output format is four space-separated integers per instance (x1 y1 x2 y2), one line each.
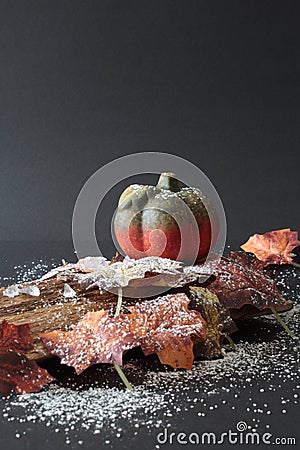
113 172 218 263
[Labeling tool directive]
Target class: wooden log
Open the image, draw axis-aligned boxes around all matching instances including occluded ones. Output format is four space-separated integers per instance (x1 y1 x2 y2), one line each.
0 276 293 362
0 278 118 360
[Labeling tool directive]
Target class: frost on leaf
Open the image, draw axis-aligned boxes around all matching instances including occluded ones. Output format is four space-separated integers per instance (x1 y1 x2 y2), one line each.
38 256 209 295
41 293 206 372
128 293 207 369
241 228 300 266
41 310 147 373
0 320 53 397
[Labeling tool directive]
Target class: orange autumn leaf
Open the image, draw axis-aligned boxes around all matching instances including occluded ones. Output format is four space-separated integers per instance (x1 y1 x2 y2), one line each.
41 293 206 373
241 228 300 266
41 310 147 374
128 294 206 369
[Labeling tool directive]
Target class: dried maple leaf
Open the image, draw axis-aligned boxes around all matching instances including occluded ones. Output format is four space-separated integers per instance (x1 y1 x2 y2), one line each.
0 320 54 397
41 293 206 372
204 252 292 314
128 294 206 369
241 228 300 265
41 310 147 373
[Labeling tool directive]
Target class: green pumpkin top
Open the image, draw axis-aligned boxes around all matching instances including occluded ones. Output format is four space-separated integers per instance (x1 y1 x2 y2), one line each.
117 172 210 220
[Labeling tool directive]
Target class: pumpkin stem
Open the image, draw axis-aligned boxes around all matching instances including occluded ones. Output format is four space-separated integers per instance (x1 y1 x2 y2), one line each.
156 172 181 192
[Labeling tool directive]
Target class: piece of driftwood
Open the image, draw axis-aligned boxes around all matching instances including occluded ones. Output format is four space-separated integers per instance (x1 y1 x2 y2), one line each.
0 276 293 361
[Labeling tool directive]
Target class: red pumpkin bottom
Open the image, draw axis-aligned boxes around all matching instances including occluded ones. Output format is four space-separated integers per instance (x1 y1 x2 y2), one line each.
114 217 213 263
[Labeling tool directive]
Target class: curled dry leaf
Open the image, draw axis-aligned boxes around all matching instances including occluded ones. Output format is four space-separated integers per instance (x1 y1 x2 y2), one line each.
39 256 209 296
0 320 54 397
204 252 292 314
39 256 108 281
189 287 237 359
41 293 206 372
241 228 300 266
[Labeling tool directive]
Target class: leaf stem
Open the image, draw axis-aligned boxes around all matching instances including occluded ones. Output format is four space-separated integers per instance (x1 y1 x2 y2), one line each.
292 262 300 269
270 307 297 340
224 334 236 350
114 362 133 391
115 287 123 317
113 287 134 390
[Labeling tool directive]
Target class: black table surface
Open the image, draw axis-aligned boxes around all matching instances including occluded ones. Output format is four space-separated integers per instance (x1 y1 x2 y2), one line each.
0 241 299 450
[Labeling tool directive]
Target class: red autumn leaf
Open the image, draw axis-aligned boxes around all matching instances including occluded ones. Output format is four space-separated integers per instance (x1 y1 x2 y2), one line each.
241 228 300 265
41 293 206 372
0 321 33 353
0 320 54 397
205 252 292 313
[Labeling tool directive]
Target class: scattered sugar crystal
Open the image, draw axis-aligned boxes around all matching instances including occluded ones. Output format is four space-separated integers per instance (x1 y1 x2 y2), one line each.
0 256 299 446
19 285 40 296
3 285 20 297
63 284 77 298
3 284 40 297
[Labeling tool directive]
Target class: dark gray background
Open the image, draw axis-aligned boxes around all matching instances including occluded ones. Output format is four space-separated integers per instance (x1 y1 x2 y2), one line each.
1 0 299 251
0 3 300 449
